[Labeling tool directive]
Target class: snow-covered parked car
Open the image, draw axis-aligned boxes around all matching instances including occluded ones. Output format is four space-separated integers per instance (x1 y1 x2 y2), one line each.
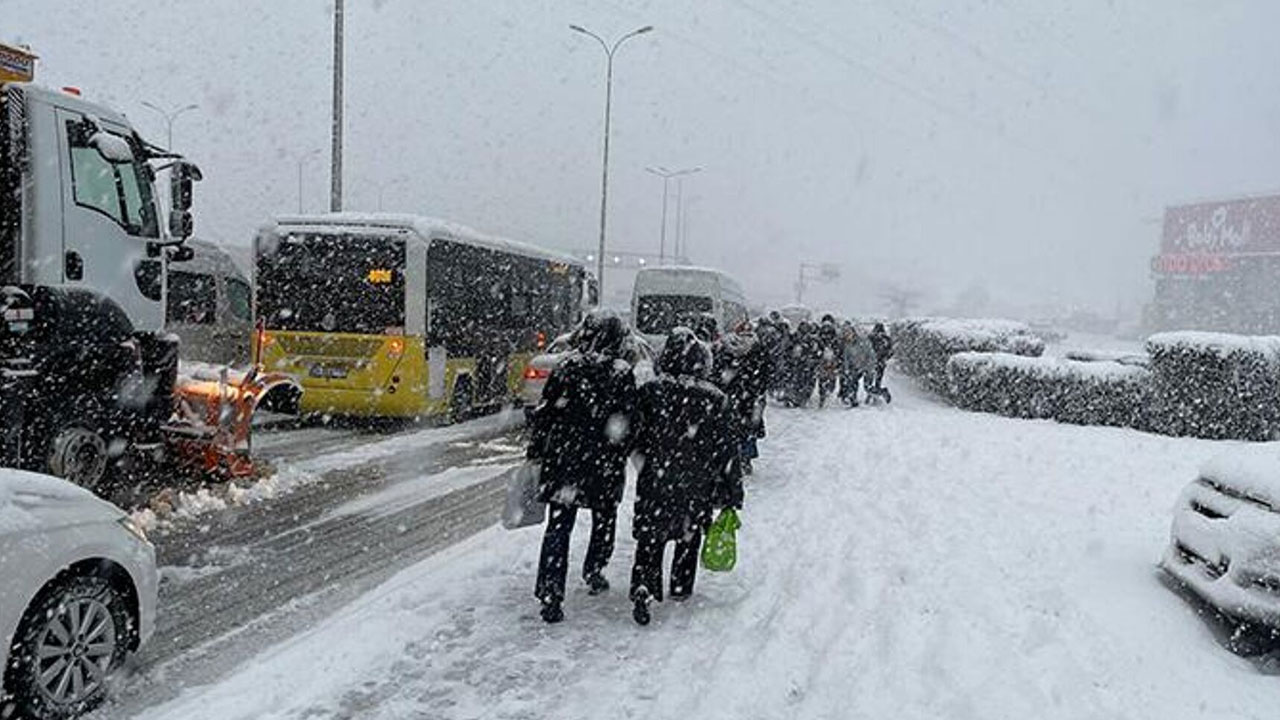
1161 449 1280 627
1 469 158 719
519 326 656 412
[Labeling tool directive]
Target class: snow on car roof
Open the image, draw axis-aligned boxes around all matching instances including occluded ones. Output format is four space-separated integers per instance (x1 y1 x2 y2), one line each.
0 468 106 535
1201 447 1280 510
268 213 583 267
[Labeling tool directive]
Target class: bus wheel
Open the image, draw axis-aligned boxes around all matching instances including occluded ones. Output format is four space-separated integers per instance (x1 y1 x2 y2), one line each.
450 376 474 425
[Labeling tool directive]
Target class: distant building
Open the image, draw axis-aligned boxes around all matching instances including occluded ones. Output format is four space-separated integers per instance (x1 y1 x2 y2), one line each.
1148 193 1280 333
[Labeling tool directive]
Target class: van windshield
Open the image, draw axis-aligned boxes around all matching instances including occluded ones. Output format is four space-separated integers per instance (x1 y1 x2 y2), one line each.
635 294 712 335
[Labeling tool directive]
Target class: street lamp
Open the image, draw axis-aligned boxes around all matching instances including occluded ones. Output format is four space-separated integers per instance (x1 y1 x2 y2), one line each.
645 165 700 264
296 149 322 213
570 22 654 299
140 101 199 148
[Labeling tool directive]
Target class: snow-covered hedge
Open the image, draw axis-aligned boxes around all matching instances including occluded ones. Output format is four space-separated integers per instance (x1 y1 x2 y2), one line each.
890 318 1045 393
947 352 1150 428
1146 332 1280 441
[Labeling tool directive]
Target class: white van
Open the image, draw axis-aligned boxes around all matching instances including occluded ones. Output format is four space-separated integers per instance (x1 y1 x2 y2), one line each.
631 266 748 348
166 239 253 366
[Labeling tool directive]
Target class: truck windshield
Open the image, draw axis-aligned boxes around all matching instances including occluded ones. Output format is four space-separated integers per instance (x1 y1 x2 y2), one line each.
635 294 713 335
257 233 406 335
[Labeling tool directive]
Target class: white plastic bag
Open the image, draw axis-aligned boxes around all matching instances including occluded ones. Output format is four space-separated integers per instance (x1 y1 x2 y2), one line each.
501 461 547 530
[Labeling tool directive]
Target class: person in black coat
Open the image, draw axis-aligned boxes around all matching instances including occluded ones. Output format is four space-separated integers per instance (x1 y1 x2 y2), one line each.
715 322 771 475
527 315 638 623
629 327 744 625
868 322 894 400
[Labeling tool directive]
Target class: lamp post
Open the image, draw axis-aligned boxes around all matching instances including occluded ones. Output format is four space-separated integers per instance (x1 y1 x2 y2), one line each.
569 23 654 299
330 0 345 212
296 149 322 213
645 166 700 265
140 101 199 148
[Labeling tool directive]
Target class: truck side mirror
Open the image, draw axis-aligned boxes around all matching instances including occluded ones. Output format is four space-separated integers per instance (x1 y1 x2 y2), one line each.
170 160 203 212
88 131 134 163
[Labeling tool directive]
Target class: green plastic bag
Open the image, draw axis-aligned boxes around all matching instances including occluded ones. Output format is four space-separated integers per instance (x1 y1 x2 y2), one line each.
701 508 741 572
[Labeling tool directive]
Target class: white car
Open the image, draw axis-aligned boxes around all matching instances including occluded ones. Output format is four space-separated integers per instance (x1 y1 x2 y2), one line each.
519 331 656 412
1 469 157 719
1161 448 1280 627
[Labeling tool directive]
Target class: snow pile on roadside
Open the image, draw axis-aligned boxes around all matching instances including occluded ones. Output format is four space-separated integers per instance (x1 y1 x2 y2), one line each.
130 464 320 534
127 385 1280 720
131 411 524 534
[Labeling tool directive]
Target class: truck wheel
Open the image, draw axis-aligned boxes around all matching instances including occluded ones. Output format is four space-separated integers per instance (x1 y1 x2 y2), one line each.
47 425 110 492
3 575 132 720
449 376 474 425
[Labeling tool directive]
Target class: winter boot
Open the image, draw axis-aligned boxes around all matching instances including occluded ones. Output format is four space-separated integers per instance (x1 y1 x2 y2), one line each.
633 587 652 626
540 599 564 624
585 572 610 596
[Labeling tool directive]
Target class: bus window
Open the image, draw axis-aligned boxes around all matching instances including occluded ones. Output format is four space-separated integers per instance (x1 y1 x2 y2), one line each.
169 270 217 324
257 233 406 334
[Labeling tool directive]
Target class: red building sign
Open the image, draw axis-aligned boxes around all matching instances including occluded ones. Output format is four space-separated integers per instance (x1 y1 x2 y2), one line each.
1153 194 1280 276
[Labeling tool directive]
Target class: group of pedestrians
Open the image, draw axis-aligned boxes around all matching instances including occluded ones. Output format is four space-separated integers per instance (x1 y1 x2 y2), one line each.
526 313 766 626
756 313 893 409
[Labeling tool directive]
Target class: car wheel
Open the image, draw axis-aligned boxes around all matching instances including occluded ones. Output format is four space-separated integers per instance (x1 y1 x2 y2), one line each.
46 425 110 492
4 576 132 720
449 376 474 425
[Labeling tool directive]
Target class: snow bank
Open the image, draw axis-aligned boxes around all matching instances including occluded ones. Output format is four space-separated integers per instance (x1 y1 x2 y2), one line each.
947 352 1149 428
132 410 524 534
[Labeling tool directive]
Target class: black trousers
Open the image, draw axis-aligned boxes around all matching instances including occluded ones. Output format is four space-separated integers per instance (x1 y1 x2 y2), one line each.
631 526 702 603
870 361 888 391
535 502 617 603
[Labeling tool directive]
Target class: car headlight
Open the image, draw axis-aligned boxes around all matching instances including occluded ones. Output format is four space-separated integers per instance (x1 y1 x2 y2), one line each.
118 515 150 544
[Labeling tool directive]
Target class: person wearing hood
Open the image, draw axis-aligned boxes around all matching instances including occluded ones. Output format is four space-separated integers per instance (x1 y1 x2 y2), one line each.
629 327 744 625
840 323 877 407
815 314 842 408
868 322 894 402
715 321 771 475
527 314 638 623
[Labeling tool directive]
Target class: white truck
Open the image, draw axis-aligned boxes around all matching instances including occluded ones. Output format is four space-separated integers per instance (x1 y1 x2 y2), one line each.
0 47 293 491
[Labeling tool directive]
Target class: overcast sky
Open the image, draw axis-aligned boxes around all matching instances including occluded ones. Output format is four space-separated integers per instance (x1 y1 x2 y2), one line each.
10 1 1280 316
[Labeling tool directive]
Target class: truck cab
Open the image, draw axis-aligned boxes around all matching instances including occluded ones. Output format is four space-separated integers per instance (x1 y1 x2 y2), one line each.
0 83 197 327
1 68 202 489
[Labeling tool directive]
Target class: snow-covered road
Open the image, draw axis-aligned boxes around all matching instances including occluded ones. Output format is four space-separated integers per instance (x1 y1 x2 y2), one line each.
120 380 1280 719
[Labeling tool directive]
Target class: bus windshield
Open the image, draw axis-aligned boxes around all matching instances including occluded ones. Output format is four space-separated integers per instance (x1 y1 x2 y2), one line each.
635 294 712 335
257 233 405 335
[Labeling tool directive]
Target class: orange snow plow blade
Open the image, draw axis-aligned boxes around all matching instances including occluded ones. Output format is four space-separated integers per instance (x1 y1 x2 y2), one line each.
166 365 302 478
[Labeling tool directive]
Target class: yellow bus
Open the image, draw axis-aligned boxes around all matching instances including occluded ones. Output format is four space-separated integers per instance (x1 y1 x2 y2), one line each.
252 214 593 420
